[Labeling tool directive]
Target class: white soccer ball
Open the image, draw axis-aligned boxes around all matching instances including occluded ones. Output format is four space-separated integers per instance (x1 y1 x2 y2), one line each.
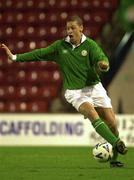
92 142 113 163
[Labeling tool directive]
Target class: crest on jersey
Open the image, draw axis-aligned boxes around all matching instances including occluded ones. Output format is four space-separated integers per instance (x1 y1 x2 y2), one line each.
81 50 88 56
62 49 68 54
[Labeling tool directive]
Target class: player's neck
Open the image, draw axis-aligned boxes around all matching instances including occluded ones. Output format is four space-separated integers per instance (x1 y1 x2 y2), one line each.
72 34 82 46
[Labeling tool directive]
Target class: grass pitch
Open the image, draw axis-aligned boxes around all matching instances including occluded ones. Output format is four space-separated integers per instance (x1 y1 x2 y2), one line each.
0 147 133 180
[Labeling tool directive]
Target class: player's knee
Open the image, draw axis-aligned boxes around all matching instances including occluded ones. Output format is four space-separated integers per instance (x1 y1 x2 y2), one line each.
79 107 89 118
79 108 96 120
78 103 98 121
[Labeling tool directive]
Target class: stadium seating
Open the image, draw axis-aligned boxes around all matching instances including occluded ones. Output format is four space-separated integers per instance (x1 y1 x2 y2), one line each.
0 0 118 112
3 101 49 112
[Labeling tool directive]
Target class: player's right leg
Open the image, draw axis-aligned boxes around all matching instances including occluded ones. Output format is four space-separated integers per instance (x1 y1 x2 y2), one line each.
95 107 127 167
78 102 118 145
78 102 127 155
64 89 127 155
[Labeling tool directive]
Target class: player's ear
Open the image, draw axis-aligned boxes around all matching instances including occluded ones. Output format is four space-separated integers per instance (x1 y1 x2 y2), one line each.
80 25 83 32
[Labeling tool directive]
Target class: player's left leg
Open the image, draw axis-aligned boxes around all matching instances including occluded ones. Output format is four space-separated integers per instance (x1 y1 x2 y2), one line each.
95 107 126 167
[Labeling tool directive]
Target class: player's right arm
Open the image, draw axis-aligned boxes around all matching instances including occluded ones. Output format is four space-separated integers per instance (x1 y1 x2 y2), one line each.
1 44 14 60
1 41 60 62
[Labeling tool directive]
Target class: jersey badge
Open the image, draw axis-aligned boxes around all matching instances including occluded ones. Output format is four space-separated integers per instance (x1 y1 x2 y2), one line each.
81 50 88 56
62 49 68 54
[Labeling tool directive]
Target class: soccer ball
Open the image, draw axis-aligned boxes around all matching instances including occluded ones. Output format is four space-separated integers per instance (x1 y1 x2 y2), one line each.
92 142 113 163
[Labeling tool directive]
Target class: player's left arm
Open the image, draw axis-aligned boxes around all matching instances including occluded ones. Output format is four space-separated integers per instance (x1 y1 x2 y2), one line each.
89 39 110 73
97 60 109 72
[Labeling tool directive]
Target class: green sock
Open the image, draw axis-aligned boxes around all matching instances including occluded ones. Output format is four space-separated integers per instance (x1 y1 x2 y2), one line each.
110 134 119 162
110 148 118 162
92 118 119 146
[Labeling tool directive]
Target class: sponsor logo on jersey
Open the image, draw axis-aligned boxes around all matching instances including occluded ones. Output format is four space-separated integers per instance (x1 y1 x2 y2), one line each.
81 50 88 56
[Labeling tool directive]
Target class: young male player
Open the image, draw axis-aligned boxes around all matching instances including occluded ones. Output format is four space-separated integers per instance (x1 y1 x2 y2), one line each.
1 15 127 167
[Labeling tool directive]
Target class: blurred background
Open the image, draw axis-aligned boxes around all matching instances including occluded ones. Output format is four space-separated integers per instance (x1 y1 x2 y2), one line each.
0 0 134 114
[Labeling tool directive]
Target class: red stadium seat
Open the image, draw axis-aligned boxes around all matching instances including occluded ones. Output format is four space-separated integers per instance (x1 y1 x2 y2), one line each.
6 101 28 112
79 0 92 9
0 86 16 100
39 61 59 71
19 61 59 71
5 40 28 53
2 11 16 24
26 86 39 99
0 69 62 85
0 85 59 101
27 101 49 112
14 0 34 9
2 0 115 11
6 101 23 112
35 0 49 10
15 12 24 23
91 0 118 10
37 70 62 84
5 101 48 112
25 70 62 85
15 25 65 40
13 62 29 69
91 11 110 24
15 26 28 38
13 0 50 10
0 56 9 69
15 86 39 100
84 25 101 39
15 86 29 100
0 26 15 38
39 85 59 99
0 102 6 112
0 0 13 9
0 0 4 9
0 70 5 83
26 71 39 84
58 0 70 9
0 12 2 23
12 70 27 84
35 12 47 24
34 40 48 48
56 0 91 10
0 86 6 99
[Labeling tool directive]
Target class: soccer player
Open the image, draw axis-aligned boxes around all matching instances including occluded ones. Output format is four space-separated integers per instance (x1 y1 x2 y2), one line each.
1 15 127 167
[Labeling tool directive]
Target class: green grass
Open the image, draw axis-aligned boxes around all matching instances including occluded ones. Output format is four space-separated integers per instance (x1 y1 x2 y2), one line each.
0 147 133 180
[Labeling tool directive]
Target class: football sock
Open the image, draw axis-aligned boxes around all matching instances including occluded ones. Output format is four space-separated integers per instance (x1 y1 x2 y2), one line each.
92 118 119 146
110 134 119 162
110 148 118 162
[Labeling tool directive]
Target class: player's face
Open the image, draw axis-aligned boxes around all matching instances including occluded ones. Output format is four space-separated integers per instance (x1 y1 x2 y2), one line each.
66 21 83 45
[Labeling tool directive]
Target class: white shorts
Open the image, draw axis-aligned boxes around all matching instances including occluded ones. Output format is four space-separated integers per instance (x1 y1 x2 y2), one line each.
64 82 112 111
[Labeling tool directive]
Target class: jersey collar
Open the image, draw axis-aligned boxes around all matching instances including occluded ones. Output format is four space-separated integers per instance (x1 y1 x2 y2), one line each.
65 34 87 49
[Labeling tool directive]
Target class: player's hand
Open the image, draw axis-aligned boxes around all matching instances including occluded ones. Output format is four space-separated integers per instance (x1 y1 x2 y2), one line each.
97 61 109 72
1 44 13 60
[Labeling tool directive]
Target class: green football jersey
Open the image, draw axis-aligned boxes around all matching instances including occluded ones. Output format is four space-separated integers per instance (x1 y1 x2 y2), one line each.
16 36 109 89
